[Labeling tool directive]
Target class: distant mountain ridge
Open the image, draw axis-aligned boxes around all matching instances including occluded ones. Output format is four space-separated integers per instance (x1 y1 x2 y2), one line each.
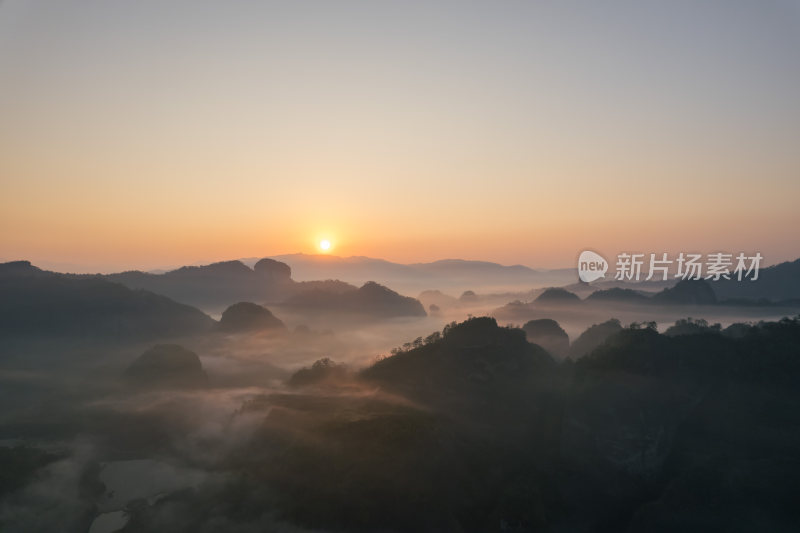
262 253 576 294
495 278 800 325
104 259 427 319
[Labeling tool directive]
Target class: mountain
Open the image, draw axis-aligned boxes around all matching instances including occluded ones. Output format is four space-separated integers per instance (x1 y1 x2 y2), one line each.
106 259 296 311
287 357 351 388
569 318 623 358
663 317 721 337
266 254 577 294
361 317 554 409
534 287 581 304
561 320 800 529
585 287 650 303
104 258 431 320
651 279 717 305
224 317 800 532
218 302 286 333
709 258 800 302
559 278 676 300
281 281 426 318
573 258 800 304
417 289 458 310
234 318 560 532
0 261 214 341
105 257 397 314
522 319 569 358
123 344 208 389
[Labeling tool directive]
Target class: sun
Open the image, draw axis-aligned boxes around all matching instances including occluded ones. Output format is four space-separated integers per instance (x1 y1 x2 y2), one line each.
318 239 332 252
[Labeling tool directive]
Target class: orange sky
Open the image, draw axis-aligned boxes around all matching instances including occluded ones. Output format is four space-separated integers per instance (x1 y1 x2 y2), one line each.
1 1 799 272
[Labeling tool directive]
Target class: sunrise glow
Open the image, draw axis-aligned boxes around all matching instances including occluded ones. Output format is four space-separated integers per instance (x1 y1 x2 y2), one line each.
0 1 797 273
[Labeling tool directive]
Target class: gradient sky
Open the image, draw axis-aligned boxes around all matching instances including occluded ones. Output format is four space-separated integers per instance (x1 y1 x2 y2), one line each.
1 0 798 272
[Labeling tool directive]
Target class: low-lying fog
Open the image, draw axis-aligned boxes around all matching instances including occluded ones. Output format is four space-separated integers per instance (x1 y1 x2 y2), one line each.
2 281 799 532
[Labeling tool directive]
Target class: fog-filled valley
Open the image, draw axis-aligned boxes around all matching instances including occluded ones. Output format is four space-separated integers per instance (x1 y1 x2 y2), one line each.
2 256 800 532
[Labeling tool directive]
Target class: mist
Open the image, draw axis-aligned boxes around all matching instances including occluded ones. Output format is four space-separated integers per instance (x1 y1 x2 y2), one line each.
3 248 800 533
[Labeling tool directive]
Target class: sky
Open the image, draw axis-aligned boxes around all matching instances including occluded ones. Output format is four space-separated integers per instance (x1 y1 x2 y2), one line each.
1 0 799 272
